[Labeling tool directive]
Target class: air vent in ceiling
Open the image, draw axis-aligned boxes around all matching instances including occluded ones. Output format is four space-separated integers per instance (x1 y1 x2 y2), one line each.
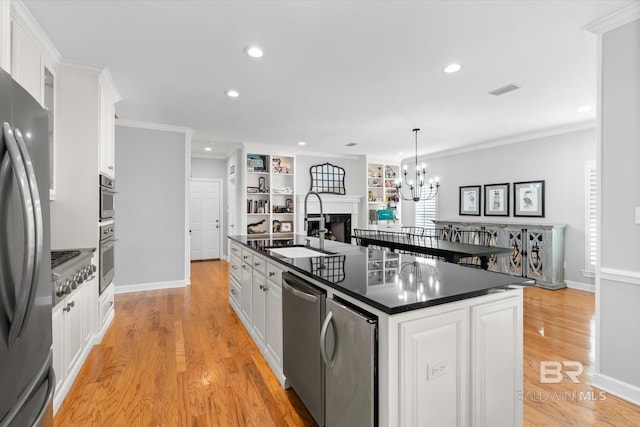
345 142 358 147
488 83 521 96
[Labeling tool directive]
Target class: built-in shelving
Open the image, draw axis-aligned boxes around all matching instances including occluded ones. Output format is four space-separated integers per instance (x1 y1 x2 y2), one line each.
367 162 400 224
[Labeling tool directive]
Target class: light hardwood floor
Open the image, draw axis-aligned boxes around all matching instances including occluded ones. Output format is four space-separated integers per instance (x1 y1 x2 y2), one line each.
54 260 640 426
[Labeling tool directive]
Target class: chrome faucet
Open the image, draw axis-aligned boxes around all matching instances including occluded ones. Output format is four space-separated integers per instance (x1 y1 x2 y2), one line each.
303 190 326 251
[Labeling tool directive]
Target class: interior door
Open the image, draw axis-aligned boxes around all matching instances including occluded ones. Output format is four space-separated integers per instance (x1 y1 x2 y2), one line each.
190 180 221 260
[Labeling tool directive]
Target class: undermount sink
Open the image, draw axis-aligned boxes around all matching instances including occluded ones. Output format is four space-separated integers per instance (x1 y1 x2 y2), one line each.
268 246 334 258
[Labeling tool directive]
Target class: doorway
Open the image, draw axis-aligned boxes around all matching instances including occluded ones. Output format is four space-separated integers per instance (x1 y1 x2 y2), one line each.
190 179 222 260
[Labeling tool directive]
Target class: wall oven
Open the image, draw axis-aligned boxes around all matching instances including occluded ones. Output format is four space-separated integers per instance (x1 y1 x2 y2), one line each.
99 174 115 220
99 222 115 294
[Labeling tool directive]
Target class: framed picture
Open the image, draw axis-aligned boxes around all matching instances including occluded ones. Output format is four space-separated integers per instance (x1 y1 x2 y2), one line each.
459 185 481 216
247 154 267 172
484 183 509 216
229 164 235 176
513 180 545 217
280 221 293 233
286 198 293 212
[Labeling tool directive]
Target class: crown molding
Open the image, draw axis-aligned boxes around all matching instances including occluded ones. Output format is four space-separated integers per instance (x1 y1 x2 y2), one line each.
583 2 640 35
116 118 192 136
420 121 595 161
99 68 122 103
10 0 61 65
58 58 103 75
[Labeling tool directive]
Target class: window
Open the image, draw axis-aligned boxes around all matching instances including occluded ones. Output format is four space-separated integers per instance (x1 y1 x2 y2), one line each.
584 161 596 275
415 194 438 233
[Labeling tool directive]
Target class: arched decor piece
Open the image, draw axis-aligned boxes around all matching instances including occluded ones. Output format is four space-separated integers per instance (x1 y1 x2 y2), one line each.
309 162 346 195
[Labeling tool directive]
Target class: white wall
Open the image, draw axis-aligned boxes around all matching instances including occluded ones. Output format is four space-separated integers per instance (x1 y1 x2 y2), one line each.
401 128 595 286
50 67 99 250
115 125 187 290
596 17 640 403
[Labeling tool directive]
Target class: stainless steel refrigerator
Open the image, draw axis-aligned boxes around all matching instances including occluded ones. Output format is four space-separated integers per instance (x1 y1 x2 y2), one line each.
0 66 55 426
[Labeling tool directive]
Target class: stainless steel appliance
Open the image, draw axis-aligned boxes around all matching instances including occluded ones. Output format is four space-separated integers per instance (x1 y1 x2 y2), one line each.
282 272 326 426
51 250 96 307
99 222 115 294
321 298 377 427
99 174 115 220
0 66 55 426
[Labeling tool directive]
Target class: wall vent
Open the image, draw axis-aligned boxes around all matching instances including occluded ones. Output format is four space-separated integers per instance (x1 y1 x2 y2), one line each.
345 142 358 147
488 83 521 96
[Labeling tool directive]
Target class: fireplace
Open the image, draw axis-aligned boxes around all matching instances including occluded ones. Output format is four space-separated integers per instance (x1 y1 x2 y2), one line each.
307 213 352 244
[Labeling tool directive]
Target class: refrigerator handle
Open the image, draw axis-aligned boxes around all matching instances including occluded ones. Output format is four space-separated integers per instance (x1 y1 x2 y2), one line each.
31 366 55 427
320 310 336 369
1 123 37 349
12 128 44 339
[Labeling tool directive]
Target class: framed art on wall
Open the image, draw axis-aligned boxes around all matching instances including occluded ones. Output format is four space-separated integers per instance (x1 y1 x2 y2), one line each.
459 185 481 216
280 221 293 232
513 180 545 217
484 183 509 216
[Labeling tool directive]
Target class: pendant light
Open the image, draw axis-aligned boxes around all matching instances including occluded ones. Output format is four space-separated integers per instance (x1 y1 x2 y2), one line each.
395 128 440 202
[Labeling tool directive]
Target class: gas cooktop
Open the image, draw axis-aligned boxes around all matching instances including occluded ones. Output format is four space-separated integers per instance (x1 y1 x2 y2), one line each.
51 250 81 270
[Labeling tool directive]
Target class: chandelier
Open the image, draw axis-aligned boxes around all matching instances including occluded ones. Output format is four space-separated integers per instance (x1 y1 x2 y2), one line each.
395 128 440 202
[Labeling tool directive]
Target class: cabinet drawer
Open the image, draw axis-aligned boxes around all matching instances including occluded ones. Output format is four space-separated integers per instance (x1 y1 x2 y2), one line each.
266 261 285 286
230 254 242 279
241 248 253 265
230 277 241 306
230 242 242 258
253 254 267 276
99 284 115 326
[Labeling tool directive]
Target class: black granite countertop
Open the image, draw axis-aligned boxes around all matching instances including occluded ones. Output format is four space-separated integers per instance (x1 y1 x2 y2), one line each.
229 234 532 315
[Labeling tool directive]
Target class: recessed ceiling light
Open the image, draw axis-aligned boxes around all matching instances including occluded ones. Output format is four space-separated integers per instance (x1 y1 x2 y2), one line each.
226 89 239 98
245 46 264 58
443 63 462 74
578 106 592 113
204 147 212 151
398 152 404 156
298 141 306 146
345 142 358 147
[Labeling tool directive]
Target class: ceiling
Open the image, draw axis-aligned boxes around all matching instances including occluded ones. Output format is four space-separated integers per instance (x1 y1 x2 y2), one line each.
23 0 636 160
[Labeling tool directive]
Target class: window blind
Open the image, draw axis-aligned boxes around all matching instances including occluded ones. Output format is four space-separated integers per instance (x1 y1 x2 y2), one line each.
415 194 438 233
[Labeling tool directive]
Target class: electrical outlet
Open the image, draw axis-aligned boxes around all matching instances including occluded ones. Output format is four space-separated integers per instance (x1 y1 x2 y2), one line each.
427 359 447 380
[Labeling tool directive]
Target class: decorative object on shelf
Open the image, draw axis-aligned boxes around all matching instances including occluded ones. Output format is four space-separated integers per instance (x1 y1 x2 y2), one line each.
514 180 545 217
309 162 346 195
395 128 440 202
247 186 259 193
459 185 481 216
484 183 510 217
286 198 293 212
280 221 293 232
248 219 267 234
272 219 281 233
272 187 293 194
385 165 396 179
258 176 267 193
272 157 290 174
247 154 267 172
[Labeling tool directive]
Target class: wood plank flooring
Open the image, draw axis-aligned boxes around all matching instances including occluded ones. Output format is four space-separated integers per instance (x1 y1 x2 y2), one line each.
54 260 640 426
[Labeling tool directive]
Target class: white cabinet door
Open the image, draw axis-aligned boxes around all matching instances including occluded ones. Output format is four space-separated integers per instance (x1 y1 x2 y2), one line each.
11 22 42 103
240 263 253 323
470 296 523 427
252 272 267 343
51 303 65 391
399 308 469 427
66 289 84 372
265 279 283 367
98 80 115 177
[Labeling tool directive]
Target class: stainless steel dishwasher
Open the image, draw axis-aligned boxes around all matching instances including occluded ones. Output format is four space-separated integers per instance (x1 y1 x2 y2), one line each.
282 272 327 426
321 297 377 427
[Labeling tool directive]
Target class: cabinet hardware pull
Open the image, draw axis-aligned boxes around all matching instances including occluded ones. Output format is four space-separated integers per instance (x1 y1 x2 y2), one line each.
269 272 276 277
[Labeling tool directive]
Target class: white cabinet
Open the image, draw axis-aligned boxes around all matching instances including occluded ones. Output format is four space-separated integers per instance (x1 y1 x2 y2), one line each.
10 21 42 103
399 308 469 427
227 241 286 385
52 274 96 413
98 282 115 328
470 296 523 427
98 75 116 177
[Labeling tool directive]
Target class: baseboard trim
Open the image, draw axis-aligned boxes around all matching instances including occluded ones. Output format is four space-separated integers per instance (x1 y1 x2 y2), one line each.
114 279 187 294
565 280 595 293
592 372 640 406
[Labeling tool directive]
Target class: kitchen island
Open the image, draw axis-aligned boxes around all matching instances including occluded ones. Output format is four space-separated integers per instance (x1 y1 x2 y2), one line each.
228 234 531 427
